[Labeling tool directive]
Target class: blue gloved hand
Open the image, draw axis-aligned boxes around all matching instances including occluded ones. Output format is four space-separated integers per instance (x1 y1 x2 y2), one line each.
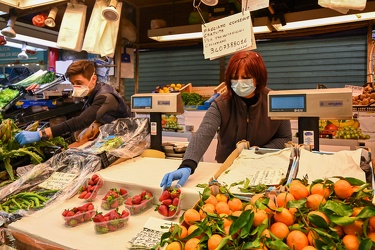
15 131 41 146
160 168 191 189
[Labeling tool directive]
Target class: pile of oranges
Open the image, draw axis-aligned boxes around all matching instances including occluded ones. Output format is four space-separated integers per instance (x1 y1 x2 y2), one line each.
157 177 375 250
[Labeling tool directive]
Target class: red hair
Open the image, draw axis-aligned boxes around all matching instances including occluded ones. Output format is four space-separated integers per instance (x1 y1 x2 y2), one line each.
223 51 267 99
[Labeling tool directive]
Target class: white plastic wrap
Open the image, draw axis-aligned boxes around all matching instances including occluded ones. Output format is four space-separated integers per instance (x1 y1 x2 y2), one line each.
318 0 367 13
83 117 150 159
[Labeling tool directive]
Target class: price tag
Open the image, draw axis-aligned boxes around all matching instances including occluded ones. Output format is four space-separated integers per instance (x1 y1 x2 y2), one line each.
38 172 77 190
202 10 256 60
345 85 363 96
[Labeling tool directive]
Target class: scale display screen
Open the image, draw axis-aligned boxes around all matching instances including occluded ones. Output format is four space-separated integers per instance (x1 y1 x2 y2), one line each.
269 94 306 112
132 96 152 109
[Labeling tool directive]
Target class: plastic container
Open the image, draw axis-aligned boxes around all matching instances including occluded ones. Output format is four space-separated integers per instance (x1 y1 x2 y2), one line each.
78 174 104 202
125 196 154 215
157 187 182 219
62 203 96 227
93 208 130 234
101 193 128 210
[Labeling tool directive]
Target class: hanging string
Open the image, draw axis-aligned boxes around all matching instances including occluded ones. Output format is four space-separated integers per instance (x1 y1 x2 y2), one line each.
192 0 207 26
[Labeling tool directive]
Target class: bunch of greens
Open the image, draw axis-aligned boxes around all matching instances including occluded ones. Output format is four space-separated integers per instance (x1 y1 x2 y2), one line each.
181 92 205 105
0 88 19 110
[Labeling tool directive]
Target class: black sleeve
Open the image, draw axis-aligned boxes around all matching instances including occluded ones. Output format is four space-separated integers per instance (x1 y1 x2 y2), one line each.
50 94 116 137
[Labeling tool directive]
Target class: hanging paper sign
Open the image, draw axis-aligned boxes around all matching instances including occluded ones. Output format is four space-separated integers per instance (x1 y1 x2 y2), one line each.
38 172 77 190
345 84 363 96
242 0 269 12
202 10 256 60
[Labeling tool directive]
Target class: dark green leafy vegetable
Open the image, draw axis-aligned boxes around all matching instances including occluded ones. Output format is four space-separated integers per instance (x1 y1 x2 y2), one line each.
0 88 19 110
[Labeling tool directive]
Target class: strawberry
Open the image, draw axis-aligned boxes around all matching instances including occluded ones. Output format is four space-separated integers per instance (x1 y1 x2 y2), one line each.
168 209 176 217
119 188 128 196
157 204 169 217
132 195 142 205
110 200 119 209
78 191 88 199
124 197 132 205
144 192 153 200
88 180 94 186
161 198 172 206
83 212 92 221
87 203 94 211
159 190 171 202
172 197 179 206
67 218 78 227
84 192 92 200
62 209 69 217
66 210 75 217
108 224 117 231
169 188 181 199
140 190 146 199
93 213 105 223
121 210 130 218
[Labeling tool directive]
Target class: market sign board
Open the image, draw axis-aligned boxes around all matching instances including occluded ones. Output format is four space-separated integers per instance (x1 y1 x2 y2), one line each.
0 46 47 63
202 10 256 60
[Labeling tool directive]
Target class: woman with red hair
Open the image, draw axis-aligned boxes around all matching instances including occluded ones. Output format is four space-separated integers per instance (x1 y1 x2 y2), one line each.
161 51 292 188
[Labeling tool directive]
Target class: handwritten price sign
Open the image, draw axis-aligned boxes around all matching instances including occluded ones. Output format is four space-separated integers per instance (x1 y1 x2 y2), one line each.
38 172 77 190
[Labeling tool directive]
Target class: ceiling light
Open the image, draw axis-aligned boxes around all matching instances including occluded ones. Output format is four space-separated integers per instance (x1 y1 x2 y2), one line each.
102 0 119 22
13 34 58 48
1 15 16 38
18 43 28 60
148 24 203 42
0 0 67 9
45 7 58 28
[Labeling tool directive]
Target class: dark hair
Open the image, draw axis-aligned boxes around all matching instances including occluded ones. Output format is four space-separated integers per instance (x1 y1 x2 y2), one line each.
223 51 267 99
65 60 95 80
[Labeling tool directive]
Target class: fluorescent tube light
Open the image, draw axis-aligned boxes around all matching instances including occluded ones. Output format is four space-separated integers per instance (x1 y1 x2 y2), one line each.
0 0 67 9
148 24 202 42
12 34 58 48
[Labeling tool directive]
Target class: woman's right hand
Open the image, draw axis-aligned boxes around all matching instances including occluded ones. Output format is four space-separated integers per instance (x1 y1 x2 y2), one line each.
160 168 191 189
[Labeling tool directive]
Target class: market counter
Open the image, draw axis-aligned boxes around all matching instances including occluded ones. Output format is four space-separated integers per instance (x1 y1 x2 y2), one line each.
8 157 222 250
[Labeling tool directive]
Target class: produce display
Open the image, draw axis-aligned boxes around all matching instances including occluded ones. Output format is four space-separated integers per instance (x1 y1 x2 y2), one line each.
156 187 182 219
11 70 55 88
162 114 183 132
181 92 207 106
154 83 185 93
0 190 57 213
320 119 370 139
101 188 128 210
124 190 154 215
0 119 67 181
352 84 375 106
77 174 104 201
93 208 130 234
62 202 95 227
0 88 19 110
156 177 375 250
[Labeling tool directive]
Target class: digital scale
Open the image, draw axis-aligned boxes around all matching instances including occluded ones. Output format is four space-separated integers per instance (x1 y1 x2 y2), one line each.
131 93 184 151
268 88 353 151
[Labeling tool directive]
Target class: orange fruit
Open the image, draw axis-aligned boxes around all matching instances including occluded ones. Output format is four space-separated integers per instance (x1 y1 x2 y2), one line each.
343 219 363 236
253 209 269 227
166 241 182 250
306 194 326 210
310 183 330 199
187 225 199 235
276 192 295 207
289 183 309 200
205 195 218 206
289 207 297 216
274 207 294 226
286 230 309 250
185 238 201 250
301 247 317 250
244 204 253 211
307 230 319 246
250 194 264 204
334 179 353 199
208 234 223 250
265 198 277 213
216 201 231 215
216 193 228 203
333 225 344 238
270 222 290 239
184 208 201 225
261 229 271 238
307 211 330 227
368 232 375 242
223 217 233 228
342 234 360 250
228 198 243 212
170 225 188 239
199 203 215 219
351 207 363 217
231 210 242 217
369 216 375 230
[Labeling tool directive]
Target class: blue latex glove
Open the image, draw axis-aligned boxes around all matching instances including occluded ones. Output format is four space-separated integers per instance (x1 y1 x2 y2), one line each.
160 168 191 189
15 131 41 146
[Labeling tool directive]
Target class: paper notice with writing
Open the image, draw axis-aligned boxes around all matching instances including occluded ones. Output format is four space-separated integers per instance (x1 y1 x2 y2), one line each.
203 10 256 60
242 0 269 12
38 172 77 190
345 84 362 96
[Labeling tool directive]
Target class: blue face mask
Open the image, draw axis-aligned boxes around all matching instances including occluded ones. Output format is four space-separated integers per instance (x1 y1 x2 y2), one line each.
231 79 256 97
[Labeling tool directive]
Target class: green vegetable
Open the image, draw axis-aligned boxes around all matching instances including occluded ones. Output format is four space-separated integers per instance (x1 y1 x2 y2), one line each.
12 70 47 87
97 137 123 153
181 92 206 105
0 88 19 110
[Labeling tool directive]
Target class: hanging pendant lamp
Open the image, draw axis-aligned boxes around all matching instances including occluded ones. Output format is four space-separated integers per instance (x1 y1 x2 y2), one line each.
1 15 17 38
102 0 119 22
45 7 58 28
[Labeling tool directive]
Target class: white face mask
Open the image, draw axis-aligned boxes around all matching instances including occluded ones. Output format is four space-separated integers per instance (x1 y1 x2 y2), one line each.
71 74 95 98
231 79 256 97
72 85 90 98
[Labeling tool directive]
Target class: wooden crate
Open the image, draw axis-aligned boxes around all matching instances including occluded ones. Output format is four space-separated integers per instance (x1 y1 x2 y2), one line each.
179 82 226 98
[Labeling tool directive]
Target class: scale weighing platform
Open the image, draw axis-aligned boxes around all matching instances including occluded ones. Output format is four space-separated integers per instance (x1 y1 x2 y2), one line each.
131 92 184 151
268 88 353 151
